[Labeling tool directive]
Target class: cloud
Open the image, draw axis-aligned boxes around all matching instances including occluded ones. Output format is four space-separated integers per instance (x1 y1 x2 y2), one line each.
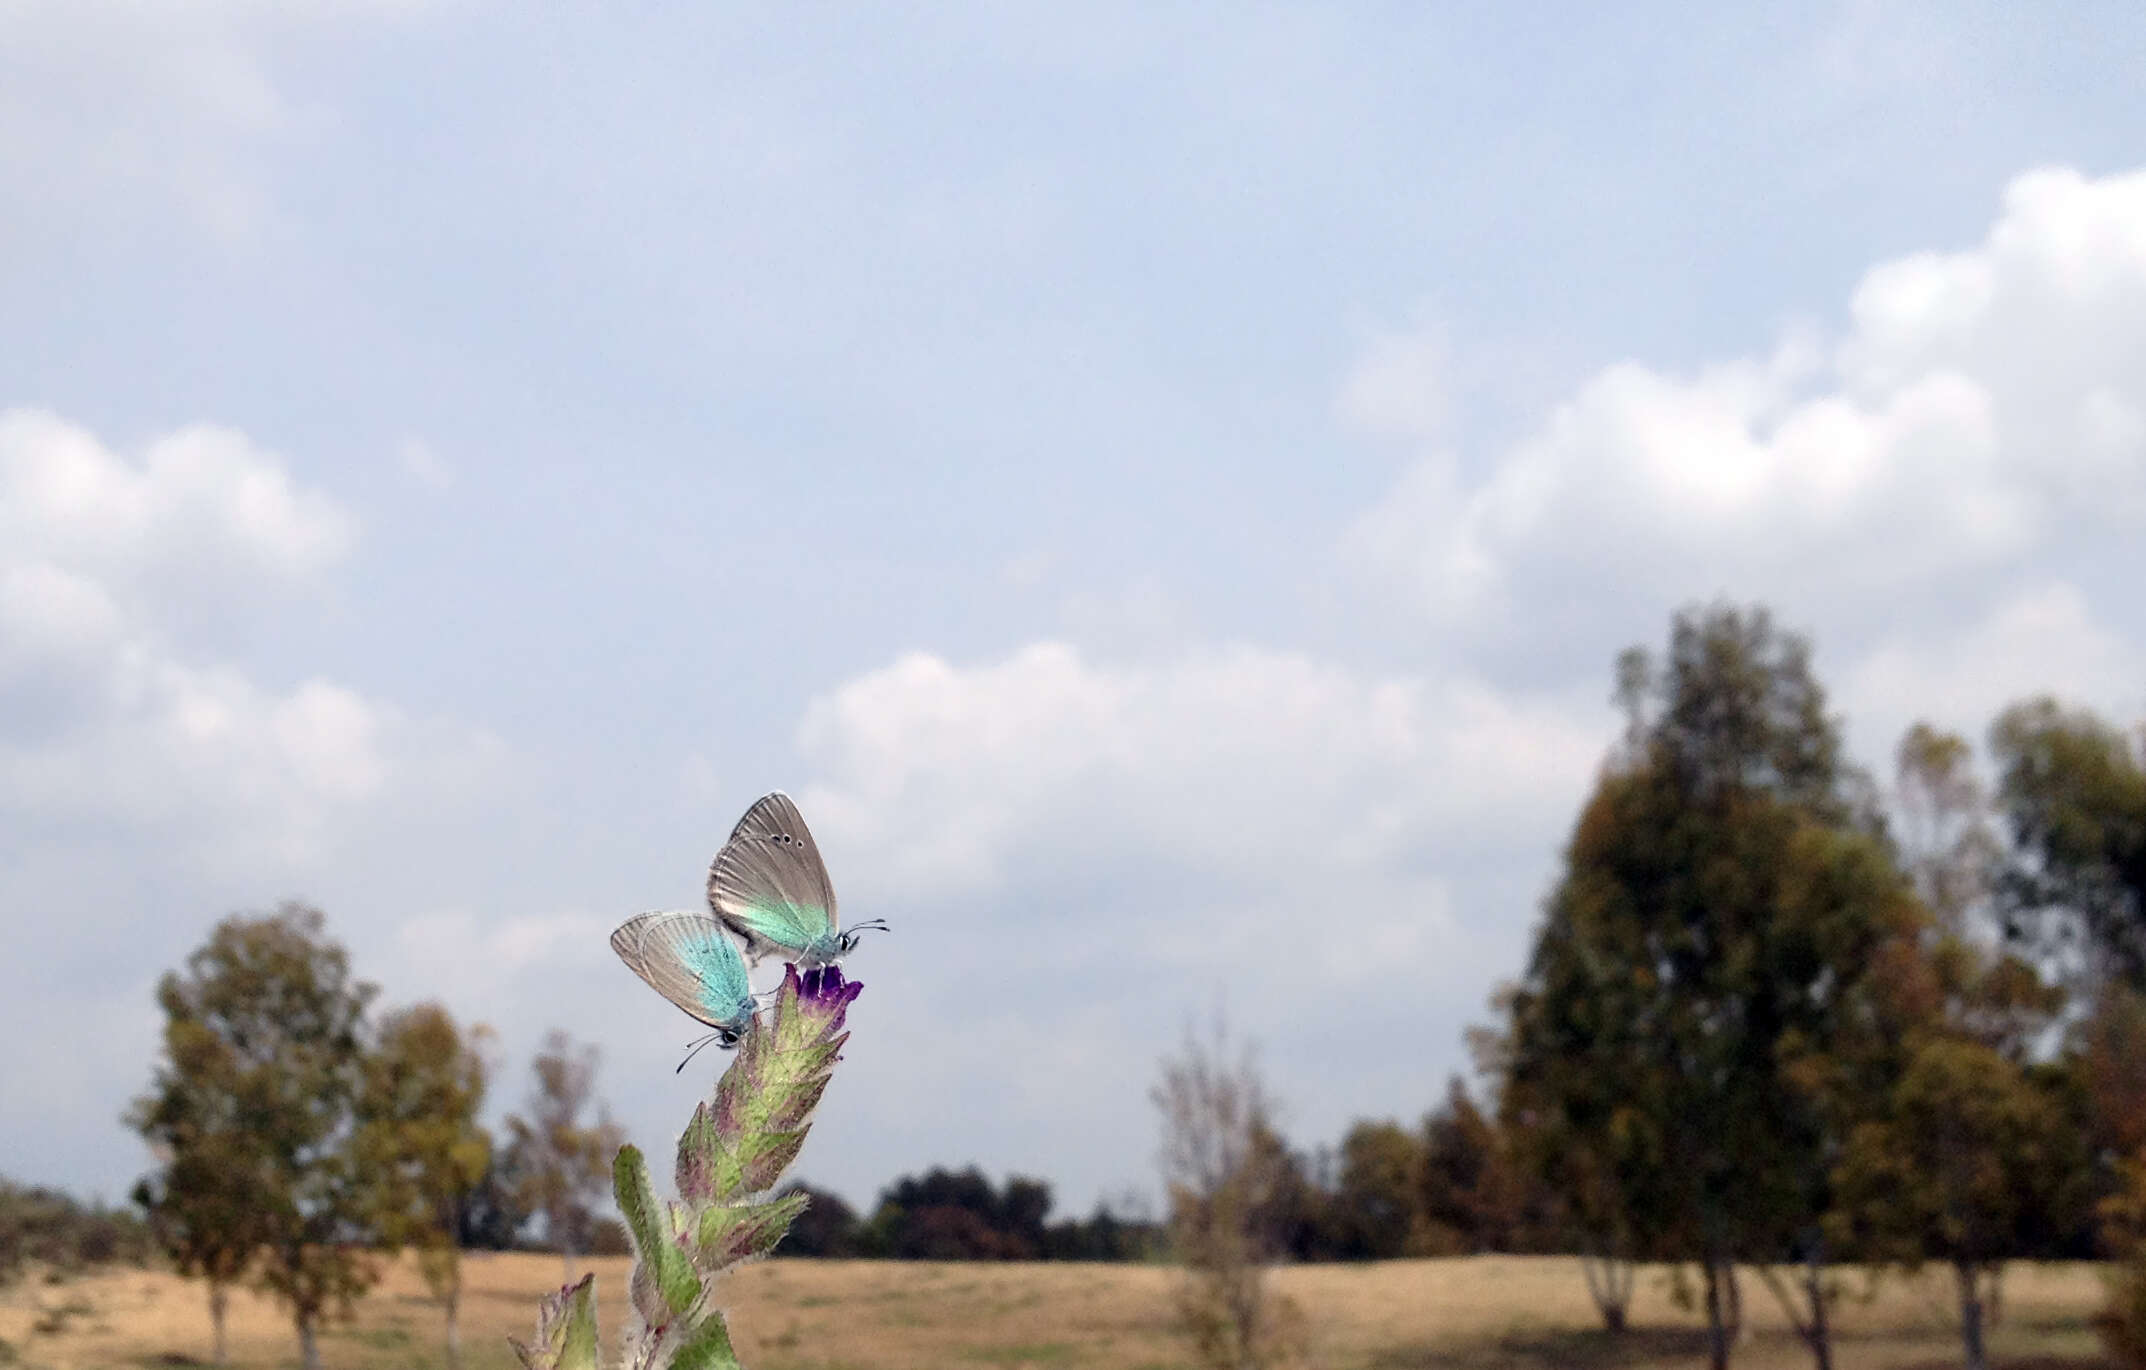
1348 166 2146 642
1839 581 2146 764
0 408 458 873
771 640 1608 1204
799 641 1602 918
0 409 355 594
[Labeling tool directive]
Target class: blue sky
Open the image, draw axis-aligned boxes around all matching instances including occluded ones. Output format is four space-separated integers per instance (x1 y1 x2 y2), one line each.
5 2 2146 1217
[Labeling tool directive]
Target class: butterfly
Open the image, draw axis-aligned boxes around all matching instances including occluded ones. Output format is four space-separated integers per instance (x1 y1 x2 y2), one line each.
706 791 886 968
610 911 761 1065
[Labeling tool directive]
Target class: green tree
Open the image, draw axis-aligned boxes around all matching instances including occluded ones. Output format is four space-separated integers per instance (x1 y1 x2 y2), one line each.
502 1030 624 1277
132 904 380 1370
1332 1121 1424 1259
128 1058 265 1369
1834 1035 2072 1370
1502 604 1923 1370
360 1003 493 1368
1420 1076 1534 1254
1847 725 2071 1367
1991 697 2146 988
1988 700 2146 1364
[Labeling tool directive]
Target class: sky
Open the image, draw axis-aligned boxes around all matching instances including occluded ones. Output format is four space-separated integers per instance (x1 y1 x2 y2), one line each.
5 2 2146 1219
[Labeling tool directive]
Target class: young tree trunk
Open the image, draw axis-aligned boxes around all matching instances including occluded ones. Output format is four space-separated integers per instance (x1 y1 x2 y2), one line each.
1722 1261 1745 1345
297 1313 322 1370
1752 1244 1835 1370
1581 1250 1633 1333
208 1281 229 1366
1704 1261 1734 1370
1988 1262 2005 1328
1956 1260 1990 1370
1801 1247 1833 1370
445 1285 462 1370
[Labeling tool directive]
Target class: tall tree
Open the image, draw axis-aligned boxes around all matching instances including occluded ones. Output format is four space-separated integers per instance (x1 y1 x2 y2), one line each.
502 1030 624 1276
1503 604 1922 1370
359 1003 493 1368
132 904 380 1370
1831 724 2071 1370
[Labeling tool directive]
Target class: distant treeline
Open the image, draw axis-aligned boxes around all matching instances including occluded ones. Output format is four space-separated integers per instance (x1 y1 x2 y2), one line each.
0 1180 156 1283
773 1169 1160 1261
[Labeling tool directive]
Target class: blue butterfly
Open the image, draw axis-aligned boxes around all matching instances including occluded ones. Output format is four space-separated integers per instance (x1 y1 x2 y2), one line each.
610 911 759 1065
705 792 885 968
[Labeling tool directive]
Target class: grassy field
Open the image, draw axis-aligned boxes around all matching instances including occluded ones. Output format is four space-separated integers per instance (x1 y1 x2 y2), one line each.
0 1252 2115 1370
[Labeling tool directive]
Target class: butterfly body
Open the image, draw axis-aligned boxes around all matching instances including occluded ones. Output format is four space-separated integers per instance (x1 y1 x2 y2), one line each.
706 792 884 967
610 911 758 1048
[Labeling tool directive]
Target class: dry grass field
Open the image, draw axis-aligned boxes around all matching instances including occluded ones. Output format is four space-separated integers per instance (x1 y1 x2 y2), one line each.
0 1252 2115 1370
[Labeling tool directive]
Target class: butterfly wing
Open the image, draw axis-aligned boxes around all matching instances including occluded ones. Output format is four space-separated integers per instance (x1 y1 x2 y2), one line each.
610 912 757 1033
706 792 838 964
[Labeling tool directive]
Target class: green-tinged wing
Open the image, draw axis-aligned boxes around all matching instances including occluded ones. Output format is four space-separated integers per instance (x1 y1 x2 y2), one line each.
610 912 756 1032
706 792 837 963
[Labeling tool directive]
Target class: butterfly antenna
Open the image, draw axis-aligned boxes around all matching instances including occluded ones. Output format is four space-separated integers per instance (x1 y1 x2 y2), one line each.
675 1031 728 1074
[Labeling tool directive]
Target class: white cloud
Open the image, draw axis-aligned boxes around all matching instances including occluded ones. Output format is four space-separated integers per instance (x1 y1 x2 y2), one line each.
773 639 1613 1207
0 409 465 872
0 409 355 600
1840 582 2146 764
797 640 1604 949
1349 166 2146 636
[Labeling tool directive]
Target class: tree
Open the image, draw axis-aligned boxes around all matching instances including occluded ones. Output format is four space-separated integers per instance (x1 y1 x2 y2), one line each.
1987 700 2146 1363
1834 1035 2072 1370
1153 1014 1301 1370
773 1182 859 1256
359 1003 493 1368
1332 1121 1424 1259
1991 697 2146 988
502 1030 624 1276
126 1122 261 1366
1848 724 2071 1369
1502 604 1924 1370
131 904 381 1370
1 1181 155 1288
1420 1076 1536 1254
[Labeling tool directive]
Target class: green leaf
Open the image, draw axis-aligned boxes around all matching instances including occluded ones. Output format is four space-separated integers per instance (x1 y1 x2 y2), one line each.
669 1309 742 1370
507 1273 598 1370
614 1145 702 1317
693 1190 811 1268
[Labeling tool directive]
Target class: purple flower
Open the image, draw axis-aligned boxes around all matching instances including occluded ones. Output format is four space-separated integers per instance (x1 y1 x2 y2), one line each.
791 962 864 1032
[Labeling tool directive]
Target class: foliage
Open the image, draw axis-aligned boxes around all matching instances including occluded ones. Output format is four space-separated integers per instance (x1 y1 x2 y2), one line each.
507 964 861 1370
1991 697 2146 989
1502 603 1924 1370
769 1183 859 1257
0 1180 154 1286
131 903 381 1370
359 1002 493 1367
502 1030 626 1271
1153 1014 1303 1370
